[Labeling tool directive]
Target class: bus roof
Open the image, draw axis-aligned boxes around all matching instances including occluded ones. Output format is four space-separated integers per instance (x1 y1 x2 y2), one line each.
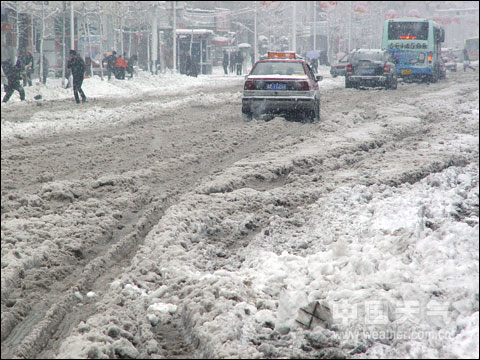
386 17 429 22
385 17 444 29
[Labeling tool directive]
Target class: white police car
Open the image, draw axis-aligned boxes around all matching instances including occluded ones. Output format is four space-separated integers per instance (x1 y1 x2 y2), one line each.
242 51 322 122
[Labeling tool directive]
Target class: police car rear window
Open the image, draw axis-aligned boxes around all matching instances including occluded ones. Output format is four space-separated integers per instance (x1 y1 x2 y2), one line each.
351 51 384 62
251 61 306 76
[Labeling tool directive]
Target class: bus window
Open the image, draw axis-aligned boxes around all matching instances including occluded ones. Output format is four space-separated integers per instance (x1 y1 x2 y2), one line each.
388 22 428 40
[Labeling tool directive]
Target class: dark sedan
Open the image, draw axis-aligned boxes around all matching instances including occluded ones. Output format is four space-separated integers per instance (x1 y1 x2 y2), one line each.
345 49 398 90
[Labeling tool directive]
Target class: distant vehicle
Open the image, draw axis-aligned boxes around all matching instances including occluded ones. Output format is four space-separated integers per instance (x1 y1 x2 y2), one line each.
441 48 461 72
464 37 479 61
330 54 351 77
382 18 445 82
345 49 398 89
242 51 323 122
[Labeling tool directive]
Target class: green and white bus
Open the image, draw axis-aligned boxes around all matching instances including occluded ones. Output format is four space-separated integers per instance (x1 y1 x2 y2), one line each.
381 18 445 82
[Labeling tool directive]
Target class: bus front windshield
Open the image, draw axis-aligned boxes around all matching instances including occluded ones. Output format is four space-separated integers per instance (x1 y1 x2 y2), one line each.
388 22 429 40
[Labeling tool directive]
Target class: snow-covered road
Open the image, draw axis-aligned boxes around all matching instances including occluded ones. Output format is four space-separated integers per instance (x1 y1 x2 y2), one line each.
1 67 478 359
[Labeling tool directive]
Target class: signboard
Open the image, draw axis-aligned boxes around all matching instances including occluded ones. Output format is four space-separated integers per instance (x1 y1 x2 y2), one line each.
215 10 231 32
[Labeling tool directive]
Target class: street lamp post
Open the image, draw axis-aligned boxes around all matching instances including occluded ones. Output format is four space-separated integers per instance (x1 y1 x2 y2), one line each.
313 1 316 51
173 1 176 72
254 1 258 62
292 1 296 52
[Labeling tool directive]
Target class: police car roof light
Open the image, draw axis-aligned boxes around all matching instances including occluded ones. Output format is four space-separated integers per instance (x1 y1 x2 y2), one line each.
267 51 296 59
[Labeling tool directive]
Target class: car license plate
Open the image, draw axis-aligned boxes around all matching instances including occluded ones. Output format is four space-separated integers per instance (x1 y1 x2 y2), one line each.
401 69 412 75
362 69 374 75
266 83 286 90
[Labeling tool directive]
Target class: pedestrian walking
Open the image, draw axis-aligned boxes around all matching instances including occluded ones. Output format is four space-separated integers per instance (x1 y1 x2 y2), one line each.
114 55 127 80
22 50 34 87
67 50 87 104
1 59 12 90
2 59 26 103
320 50 329 66
312 57 318 73
37 55 49 84
85 56 92 77
103 50 117 80
186 54 198 77
463 48 476 72
229 51 235 74
236 51 243 75
223 50 229 75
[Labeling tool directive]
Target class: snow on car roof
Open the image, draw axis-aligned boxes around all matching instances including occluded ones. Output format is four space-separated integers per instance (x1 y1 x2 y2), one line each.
257 59 305 62
353 48 383 53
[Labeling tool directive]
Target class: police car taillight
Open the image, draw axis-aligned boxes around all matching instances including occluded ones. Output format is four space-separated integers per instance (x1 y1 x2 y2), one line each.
244 80 256 90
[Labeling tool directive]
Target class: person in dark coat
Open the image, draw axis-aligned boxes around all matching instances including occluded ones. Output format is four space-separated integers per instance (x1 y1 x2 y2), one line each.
84 56 92 77
186 54 198 77
2 59 26 103
127 54 137 79
102 50 117 80
21 50 34 86
67 50 87 104
319 50 329 66
223 50 229 75
236 51 243 75
228 51 234 73
1 59 12 90
37 56 49 84
311 57 318 73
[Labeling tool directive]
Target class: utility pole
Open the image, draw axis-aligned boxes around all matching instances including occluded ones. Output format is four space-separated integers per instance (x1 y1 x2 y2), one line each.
348 1 352 52
40 1 45 85
173 1 176 72
326 6 330 62
82 5 86 60
292 1 296 52
62 1 66 87
254 1 258 62
70 1 74 50
313 1 316 51
152 5 158 74
97 1 104 79
120 15 124 57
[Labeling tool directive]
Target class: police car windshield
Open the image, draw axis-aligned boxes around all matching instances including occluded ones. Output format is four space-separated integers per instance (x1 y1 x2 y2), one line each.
251 61 306 75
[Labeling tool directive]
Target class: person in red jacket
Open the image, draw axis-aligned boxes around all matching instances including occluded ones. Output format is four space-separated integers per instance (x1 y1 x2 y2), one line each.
114 55 128 80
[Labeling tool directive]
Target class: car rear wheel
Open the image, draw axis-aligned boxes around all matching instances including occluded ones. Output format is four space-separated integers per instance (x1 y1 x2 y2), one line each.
345 77 353 88
304 100 320 123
